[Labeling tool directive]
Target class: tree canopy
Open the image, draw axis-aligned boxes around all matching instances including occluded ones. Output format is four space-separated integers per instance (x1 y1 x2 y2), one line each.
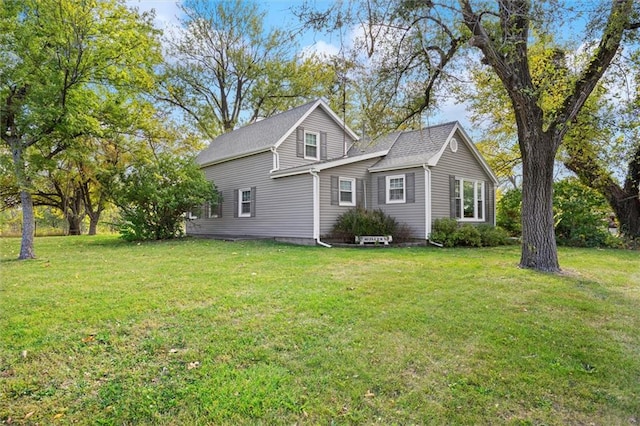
1 0 162 258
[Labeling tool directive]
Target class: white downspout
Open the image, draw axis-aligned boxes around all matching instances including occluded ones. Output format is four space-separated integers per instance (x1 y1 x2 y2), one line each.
423 164 432 240
310 170 332 247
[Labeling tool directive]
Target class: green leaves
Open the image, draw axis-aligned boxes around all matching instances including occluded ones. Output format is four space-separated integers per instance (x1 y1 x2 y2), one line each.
112 154 216 241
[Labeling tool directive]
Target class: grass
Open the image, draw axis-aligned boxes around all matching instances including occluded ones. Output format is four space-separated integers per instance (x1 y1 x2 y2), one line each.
0 235 639 425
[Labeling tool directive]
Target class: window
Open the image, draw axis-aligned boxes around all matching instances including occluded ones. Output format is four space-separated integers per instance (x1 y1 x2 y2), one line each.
239 188 252 217
454 178 484 220
386 175 405 204
304 131 319 160
339 178 355 206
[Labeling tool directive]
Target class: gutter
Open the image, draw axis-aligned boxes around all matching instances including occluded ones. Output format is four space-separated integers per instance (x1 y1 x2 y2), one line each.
310 169 332 248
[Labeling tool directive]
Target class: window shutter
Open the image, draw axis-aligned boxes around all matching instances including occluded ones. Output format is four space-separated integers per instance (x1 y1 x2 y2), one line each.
296 127 304 158
233 189 239 218
250 186 257 217
320 132 328 160
330 176 339 205
378 176 386 205
356 178 364 207
406 172 415 203
486 181 493 224
215 190 223 217
449 175 456 218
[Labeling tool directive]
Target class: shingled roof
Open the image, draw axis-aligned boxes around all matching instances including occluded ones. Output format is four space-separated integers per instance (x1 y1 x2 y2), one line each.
368 122 458 171
196 99 358 167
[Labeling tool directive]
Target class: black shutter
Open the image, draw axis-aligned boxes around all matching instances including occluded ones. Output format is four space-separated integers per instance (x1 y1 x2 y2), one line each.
320 132 328 160
378 176 386 205
233 189 239 218
250 186 256 217
331 176 339 205
449 175 456 219
406 172 415 203
215 190 223 217
296 127 304 158
356 178 364 208
486 181 493 224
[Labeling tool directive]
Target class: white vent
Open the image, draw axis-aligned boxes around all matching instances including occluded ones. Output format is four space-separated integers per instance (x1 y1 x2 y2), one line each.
450 138 458 153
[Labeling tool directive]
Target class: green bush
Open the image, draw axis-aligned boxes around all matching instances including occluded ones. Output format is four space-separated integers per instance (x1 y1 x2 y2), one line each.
455 224 482 247
477 224 509 247
553 178 612 247
430 219 508 247
112 154 217 241
430 218 460 247
496 188 522 236
331 207 412 243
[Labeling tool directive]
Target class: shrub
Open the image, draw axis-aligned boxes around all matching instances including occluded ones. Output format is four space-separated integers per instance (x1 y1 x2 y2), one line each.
430 218 460 247
455 224 482 247
112 154 217 241
430 219 507 247
496 188 522 236
331 207 412 243
553 178 613 248
477 224 509 247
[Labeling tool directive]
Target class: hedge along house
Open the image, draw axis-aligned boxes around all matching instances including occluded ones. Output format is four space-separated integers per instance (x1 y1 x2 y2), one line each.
187 99 498 245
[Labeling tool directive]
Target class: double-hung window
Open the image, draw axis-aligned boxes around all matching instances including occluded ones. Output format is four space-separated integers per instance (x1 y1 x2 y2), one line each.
386 175 406 204
239 188 252 217
339 178 355 206
304 131 319 160
454 178 484 220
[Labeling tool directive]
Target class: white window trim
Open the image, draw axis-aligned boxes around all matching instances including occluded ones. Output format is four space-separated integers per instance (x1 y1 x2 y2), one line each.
238 188 252 218
304 130 320 160
386 174 406 204
338 177 356 207
456 178 485 221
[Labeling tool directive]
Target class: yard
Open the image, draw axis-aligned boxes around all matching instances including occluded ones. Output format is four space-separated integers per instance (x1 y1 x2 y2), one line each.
0 236 638 424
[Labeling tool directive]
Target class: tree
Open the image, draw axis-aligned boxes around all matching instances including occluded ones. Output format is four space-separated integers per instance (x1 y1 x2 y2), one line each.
0 0 161 258
112 153 216 241
300 0 639 272
160 0 339 138
459 0 638 271
462 34 640 239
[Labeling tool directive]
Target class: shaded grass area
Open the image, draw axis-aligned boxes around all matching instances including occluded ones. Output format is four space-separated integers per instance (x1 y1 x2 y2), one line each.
1 235 639 424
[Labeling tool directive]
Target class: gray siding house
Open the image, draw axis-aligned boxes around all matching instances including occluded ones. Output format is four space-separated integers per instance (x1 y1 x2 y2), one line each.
187 99 498 245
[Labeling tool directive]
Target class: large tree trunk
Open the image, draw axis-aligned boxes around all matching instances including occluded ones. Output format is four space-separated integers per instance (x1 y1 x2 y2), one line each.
520 132 560 272
89 212 100 235
67 214 83 235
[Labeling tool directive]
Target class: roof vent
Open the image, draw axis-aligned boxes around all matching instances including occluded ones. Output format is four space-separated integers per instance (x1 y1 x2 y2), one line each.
450 138 458 153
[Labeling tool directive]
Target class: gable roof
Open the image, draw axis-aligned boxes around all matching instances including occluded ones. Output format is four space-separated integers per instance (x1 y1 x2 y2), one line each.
196 99 359 167
368 122 498 183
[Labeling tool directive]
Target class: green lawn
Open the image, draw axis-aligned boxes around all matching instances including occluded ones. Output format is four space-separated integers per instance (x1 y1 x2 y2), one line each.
1 236 638 425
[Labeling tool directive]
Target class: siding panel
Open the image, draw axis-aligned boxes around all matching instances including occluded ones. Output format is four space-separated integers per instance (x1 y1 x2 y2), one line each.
318 158 381 237
431 130 495 224
278 108 355 170
186 151 314 239
371 167 426 238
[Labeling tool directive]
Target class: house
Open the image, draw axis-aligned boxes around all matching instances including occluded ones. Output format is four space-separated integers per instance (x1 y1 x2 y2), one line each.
187 99 498 245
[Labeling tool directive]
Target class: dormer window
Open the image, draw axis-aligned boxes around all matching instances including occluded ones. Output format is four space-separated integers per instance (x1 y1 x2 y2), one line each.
304 131 319 160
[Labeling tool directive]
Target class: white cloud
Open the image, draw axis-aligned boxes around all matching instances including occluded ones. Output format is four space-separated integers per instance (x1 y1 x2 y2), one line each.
301 40 340 59
125 0 182 30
